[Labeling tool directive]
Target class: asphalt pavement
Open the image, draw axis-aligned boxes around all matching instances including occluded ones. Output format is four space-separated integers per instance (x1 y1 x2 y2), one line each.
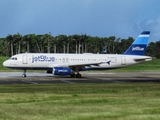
0 72 159 84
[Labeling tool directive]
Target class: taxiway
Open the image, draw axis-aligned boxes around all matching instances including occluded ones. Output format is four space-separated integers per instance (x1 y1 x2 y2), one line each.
0 72 159 84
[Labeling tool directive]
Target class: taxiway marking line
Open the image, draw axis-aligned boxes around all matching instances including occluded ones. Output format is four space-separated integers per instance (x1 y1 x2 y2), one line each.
60 80 75 84
22 80 38 84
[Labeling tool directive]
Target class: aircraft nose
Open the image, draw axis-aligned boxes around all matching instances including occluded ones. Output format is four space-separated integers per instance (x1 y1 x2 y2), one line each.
3 61 8 67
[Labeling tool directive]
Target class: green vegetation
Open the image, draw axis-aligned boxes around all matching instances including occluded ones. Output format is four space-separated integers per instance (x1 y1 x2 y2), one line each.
0 83 160 120
1 33 160 58
0 56 10 71
0 56 160 119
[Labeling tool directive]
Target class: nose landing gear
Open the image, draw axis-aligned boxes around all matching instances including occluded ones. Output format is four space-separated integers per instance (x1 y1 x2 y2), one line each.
22 70 26 77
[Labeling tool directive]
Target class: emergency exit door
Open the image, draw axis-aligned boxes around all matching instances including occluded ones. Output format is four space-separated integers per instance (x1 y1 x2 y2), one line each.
22 55 28 64
121 56 126 65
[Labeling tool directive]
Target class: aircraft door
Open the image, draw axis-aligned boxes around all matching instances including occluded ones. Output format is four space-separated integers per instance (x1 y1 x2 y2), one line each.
22 55 28 64
121 56 126 65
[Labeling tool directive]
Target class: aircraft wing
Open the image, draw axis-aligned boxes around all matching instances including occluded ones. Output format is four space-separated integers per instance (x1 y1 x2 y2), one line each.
48 61 111 68
68 62 104 67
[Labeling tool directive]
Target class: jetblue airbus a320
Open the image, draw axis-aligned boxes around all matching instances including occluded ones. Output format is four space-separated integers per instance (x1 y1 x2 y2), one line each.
3 31 152 78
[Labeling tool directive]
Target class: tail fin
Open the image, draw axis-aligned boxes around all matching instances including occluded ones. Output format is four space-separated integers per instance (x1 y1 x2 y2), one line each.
123 31 150 55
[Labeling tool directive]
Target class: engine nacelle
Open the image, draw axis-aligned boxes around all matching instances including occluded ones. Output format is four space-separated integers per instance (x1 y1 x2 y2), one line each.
53 67 72 75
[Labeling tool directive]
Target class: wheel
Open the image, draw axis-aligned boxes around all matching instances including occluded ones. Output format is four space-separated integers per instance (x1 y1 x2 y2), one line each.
22 74 26 78
22 70 27 77
70 73 75 77
76 74 81 78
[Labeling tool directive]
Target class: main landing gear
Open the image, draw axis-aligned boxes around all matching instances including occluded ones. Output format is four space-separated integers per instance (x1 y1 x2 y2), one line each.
76 73 81 78
70 73 82 78
70 69 82 78
22 70 27 78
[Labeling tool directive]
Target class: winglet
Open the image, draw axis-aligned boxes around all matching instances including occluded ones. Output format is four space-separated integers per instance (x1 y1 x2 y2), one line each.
123 31 150 55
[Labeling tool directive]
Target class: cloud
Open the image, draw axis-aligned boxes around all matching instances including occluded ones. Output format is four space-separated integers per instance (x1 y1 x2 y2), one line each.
132 16 160 41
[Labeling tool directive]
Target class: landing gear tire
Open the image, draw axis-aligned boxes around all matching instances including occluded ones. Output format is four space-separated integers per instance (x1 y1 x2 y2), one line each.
22 74 26 78
70 73 75 77
22 70 27 78
76 74 81 78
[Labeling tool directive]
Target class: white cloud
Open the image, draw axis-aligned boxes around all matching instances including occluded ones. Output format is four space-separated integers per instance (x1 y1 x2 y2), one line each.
133 16 160 41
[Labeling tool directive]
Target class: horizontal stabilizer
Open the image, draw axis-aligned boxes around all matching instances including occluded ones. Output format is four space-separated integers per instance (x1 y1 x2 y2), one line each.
134 56 152 62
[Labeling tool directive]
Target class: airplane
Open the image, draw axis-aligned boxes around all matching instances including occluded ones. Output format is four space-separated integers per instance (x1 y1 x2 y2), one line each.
3 31 152 78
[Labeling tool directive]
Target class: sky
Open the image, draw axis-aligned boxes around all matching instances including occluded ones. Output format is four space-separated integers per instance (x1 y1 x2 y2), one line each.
0 0 160 42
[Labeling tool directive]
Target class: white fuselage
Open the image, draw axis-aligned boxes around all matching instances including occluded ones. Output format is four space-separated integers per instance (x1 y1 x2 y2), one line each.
3 53 152 70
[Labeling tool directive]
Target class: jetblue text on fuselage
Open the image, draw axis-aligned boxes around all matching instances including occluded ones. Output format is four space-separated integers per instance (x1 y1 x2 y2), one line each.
132 46 144 51
32 55 55 63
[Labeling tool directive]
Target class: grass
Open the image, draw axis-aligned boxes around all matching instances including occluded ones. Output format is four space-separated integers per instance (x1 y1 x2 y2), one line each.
0 83 160 120
0 56 160 119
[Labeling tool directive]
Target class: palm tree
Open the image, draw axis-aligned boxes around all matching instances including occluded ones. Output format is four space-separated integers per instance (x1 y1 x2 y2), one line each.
53 38 57 53
68 35 74 53
43 33 52 53
56 35 68 53
6 34 14 56
0 38 6 56
120 37 133 53
48 33 52 53
22 34 32 53
13 33 22 54
71 34 80 54
109 36 116 53
53 36 59 53
84 36 92 53
79 34 87 53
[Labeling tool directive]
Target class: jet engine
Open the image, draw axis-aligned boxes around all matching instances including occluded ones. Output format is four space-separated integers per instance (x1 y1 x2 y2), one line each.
47 67 72 75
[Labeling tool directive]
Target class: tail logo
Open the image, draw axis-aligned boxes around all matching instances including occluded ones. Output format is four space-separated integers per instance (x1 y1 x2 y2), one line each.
123 31 150 55
132 46 144 51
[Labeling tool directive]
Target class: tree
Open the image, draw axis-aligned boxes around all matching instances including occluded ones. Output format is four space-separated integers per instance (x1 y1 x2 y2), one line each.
1 32 158 58
71 34 80 54
43 33 52 53
147 41 160 58
22 34 32 53
6 34 14 56
119 37 134 54
12 33 22 54
0 38 6 56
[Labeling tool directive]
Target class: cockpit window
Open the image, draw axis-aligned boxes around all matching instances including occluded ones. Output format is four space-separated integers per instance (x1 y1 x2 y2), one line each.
10 57 17 60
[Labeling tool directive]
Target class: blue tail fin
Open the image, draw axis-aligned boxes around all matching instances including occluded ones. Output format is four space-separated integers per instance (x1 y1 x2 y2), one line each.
123 31 150 55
